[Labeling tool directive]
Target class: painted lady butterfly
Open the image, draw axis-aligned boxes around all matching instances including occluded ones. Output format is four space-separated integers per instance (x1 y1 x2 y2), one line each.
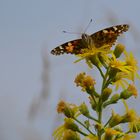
51 24 129 55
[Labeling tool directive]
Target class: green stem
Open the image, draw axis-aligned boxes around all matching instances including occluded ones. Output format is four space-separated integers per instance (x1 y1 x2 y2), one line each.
101 67 110 91
96 65 104 79
97 67 110 140
98 108 102 140
77 129 88 136
74 118 96 136
104 116 112 128
87 115 99 123
91 93 97 106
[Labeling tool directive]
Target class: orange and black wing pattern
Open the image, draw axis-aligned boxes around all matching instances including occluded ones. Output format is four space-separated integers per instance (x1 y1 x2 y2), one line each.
91 24 129 48
51 39 83 55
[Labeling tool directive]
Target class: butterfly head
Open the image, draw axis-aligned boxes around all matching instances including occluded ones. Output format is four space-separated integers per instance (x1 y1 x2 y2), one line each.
81 33 93 47
81 33 89 40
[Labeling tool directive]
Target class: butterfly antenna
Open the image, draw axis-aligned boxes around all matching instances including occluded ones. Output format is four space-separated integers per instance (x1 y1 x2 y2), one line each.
62 30 82 35
84 19 93 33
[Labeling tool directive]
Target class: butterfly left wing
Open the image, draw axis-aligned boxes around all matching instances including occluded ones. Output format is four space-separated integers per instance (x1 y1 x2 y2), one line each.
91 24 129 48
51 39 83 55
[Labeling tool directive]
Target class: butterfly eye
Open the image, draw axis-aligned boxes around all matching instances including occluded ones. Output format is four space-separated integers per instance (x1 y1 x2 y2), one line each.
82 34 88 40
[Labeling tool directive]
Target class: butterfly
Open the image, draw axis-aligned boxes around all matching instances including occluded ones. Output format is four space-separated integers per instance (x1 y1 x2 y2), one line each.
51 24 129 55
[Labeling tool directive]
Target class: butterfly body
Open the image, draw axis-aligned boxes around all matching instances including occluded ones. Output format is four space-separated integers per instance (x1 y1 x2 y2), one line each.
51 24 129 55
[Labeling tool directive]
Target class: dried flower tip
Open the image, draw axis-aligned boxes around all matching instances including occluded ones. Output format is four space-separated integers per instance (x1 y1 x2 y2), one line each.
57 100 67 113
57 101 74 118
74 72 96 93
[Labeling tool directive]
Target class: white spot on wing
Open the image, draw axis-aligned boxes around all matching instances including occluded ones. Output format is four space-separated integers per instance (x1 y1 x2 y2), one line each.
103 30 108 33
113 26 117 31
59 46 63 49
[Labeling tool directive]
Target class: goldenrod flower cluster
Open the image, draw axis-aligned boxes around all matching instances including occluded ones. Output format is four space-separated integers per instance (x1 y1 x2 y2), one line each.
53 40 140 140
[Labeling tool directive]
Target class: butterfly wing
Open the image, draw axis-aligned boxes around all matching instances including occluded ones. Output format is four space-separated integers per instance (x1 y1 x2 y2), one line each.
51 24 129 55
51 39 84 55
91 24 129 48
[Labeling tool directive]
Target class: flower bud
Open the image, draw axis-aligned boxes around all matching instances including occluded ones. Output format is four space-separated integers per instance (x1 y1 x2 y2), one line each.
120 89 132 99
95 123 102 132
114 126 123 132
74 72 96 94
98 54 107 68
79 102 90 117
64 118 79 131
64 106 75 118
63 130 80 140
89 96 97 110
120 84 138 99
89 55 101 67
103 94 120 108
108 68 119 80
84 120 90 128
104 128 121 140
57 101 74 118
113 44 125 58
102 88 112 101
110 94 120 103
109 111 123 127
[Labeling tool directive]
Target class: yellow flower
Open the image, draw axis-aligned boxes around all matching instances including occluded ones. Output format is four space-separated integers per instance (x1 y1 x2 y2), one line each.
122 134 135 140
127 84 138 97
63 129 80 140
104 128 121 140
109 110 123 127
109 55 133 74
105 128 121 135
124 51 140 81
57 101 80 118
129 118 140 133
53 123 67 140
116 134 135 140
120 84 138 99
53 118 80 140
112 72 129 90
77 44 111 59
121 100 138 123
74 72 96 93
123 100 140 133
75 44 112 67
84 134 98 140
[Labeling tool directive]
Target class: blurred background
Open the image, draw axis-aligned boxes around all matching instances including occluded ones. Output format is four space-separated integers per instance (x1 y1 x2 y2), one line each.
0 0 140 139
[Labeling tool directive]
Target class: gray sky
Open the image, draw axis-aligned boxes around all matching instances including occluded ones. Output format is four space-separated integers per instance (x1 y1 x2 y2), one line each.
0 0 140 140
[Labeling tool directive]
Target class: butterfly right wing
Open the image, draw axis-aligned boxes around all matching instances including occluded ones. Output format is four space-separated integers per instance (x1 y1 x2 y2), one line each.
51 39 83 55
91 24 129 48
